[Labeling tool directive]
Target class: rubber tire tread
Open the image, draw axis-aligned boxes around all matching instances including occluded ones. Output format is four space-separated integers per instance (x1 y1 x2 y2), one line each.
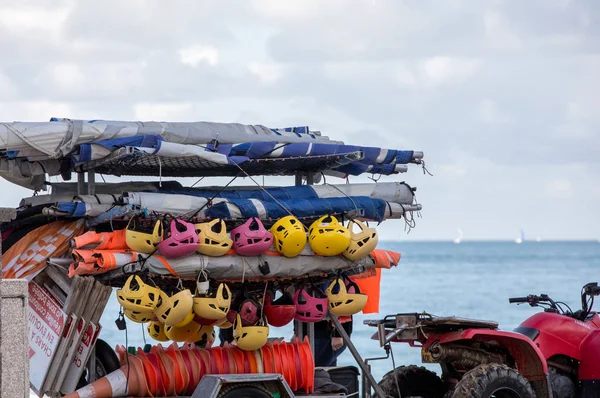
452 363 535 398
217 384 273 398
378 365 446 398
76 338 121 389
549 367 576 398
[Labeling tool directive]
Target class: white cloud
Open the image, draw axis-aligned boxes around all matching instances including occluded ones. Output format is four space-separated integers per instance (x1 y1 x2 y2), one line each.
483 10 523 51
35 62 144 97
419 57 481 87
248 62 284 84
133 103 194 121
545 179 572 199
179 45 219 67
0 101 73 121
51 63 86 89
476 98 512 124
0 71 17 100
440 164 467 176
0 4 71 36
250 0 337 19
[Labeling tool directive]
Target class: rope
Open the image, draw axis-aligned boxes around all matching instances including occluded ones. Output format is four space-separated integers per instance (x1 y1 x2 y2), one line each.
191 177 205 187
230 160 295 218
389 343 402 398
323 183 360 216
186 175 239 221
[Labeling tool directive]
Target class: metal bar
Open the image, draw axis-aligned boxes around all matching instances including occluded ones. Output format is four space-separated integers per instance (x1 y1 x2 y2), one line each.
307 322 315 358
329 314 387 398
77 172 85 195
294 173 303 186
87 169 95 195
306 172 314 185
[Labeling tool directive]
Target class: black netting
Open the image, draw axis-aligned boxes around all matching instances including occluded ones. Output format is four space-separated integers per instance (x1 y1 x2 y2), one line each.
75 147 363 177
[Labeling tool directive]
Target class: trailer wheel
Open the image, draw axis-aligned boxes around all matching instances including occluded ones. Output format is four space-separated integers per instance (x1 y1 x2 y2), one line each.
217 384 273 398
452 364 535 398
76 339 120 389
379 365 445 398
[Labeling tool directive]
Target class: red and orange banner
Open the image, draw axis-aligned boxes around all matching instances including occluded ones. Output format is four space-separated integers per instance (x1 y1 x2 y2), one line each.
2 220 85 280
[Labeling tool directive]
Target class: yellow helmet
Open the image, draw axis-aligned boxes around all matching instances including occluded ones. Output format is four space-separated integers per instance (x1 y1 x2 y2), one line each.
193 283 232 320
325 278 368 316
195 219 233 257
233 314 269 351
116 275 160 312
194 325 216 347
343 220 378 260
216 317 233 329
123 308 155 323
270 216 307 257
308 215 351 256
164 317 202 342
125 216 163 254
153 289 195 326
147 321 169 342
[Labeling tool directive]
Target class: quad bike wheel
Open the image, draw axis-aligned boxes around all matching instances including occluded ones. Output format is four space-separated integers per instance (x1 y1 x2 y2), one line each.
217 384 273 398
76 339 120 389
549 367 576 398
452 364 535 398
378 365 446 398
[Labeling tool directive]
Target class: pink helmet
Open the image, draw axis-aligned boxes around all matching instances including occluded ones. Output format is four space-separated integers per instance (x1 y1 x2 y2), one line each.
230 217 273 256
226 297 262 327
293 283 328 322
156 219 200 258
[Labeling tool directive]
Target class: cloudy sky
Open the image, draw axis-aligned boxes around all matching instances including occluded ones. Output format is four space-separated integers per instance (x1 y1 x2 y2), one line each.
0 0 598 241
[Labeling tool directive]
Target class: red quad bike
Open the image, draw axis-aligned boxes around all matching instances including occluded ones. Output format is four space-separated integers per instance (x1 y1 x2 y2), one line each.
365 282 600 398
509 281 600 398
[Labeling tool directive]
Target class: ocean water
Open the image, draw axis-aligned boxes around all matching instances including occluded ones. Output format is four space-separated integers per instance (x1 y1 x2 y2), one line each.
97 241 600 385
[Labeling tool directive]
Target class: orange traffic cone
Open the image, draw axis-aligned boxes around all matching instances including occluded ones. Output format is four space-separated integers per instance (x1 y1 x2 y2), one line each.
64 354 149 398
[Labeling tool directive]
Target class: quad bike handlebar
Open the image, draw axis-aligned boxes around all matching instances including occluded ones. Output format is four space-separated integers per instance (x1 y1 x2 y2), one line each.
509 282 600 321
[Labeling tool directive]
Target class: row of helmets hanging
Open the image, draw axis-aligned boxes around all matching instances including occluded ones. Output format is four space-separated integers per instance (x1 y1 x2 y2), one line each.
116 272 368 351
125 214 379 260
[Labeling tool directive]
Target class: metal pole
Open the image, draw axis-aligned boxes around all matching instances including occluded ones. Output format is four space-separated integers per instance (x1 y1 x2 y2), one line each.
77 172 85 195
329 314 388 398
87 169 95 195
306 172 314 185
304 172 315 356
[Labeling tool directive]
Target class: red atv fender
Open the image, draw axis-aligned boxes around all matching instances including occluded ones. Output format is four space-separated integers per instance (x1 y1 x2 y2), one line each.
426 329 551 398
579 328 600 380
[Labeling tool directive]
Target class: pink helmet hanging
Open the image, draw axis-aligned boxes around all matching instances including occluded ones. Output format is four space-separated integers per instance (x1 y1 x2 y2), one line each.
226 297 262 327
230 217 273 256
293 283 329 323
156 219 200 258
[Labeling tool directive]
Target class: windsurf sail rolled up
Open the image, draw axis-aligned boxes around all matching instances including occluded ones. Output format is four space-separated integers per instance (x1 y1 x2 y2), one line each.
158 181 416 204
121 192 417 221
0 119 339 159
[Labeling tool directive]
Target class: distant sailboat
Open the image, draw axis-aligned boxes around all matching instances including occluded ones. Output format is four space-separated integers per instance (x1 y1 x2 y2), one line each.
515 229 525 244
453 228 463 244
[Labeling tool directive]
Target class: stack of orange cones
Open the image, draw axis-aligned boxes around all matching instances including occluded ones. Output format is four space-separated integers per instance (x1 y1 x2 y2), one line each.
65 337 314 397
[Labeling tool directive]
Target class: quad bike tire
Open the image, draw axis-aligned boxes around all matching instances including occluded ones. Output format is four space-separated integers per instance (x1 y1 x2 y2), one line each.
452 363 535 398
549 367 576 398
76 339 120 389
378 365 446 398
216 384 272 398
